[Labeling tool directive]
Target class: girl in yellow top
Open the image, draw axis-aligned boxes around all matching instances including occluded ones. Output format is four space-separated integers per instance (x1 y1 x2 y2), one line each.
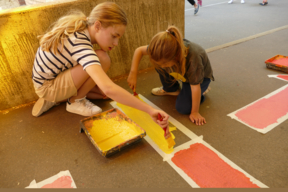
32 2 169 128
127 26 214 126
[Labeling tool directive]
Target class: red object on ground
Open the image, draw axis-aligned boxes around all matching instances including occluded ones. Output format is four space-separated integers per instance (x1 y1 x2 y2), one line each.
265 55 288 73
172 143 260 188
272 58 288 67
235 86 288 129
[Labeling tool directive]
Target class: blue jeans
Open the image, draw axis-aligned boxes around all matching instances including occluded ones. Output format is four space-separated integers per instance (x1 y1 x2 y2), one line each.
156 69 211 115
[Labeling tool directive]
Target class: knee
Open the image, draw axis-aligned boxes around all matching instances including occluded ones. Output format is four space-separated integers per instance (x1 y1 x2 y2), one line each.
175 102 191 115
95 49 111 72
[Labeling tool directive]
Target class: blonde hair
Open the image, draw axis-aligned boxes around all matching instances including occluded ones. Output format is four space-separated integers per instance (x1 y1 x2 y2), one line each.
148 26 188 77
38 2 127 54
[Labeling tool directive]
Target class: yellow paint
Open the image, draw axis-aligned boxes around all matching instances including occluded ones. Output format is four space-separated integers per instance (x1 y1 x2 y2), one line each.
169 72 186 82
116 99 175 154
169 126 177 133
87 115 142 151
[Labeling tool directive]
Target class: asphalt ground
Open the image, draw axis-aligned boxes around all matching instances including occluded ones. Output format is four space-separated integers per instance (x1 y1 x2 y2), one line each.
1 0 288 188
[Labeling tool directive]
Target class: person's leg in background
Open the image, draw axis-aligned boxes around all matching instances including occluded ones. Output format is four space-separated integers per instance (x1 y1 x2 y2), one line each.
187 0 200 15
175 78 211 114
260 0 268 6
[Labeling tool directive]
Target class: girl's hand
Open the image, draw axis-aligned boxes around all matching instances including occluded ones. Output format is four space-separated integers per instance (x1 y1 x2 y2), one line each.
149 109 169 129
127 71 137 90
189 112 206 125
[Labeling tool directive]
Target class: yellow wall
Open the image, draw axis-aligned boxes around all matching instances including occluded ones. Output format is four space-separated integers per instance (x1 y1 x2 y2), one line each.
0 0 184 110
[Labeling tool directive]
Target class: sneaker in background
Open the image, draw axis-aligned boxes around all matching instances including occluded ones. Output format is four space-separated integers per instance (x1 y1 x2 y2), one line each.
241 0 245 3
203 86 211 96
151 87 180 96
259 2 268 6
228 0 233 3
194 3 200 15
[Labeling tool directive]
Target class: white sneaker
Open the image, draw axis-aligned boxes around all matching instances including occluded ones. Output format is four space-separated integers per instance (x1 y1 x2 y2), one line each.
241 0 245 3
66 97 102 116
228 0 233 3
151 87 180 96
203 86 211 96
32 98 58 117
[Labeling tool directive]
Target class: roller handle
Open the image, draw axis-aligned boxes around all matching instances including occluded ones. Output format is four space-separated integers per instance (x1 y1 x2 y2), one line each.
158 113 167 136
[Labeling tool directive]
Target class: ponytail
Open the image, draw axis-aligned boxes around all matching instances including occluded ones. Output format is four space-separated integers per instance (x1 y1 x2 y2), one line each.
38 11 88 54
148 26 188 77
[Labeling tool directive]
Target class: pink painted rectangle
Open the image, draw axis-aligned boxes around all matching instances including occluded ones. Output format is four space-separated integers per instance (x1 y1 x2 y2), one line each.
171 143 259 188
235 86 288 129
277 75 288 81
41 176 73 188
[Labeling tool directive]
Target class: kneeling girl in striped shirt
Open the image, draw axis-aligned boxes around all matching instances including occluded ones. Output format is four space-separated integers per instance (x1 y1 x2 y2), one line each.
32 2 169 129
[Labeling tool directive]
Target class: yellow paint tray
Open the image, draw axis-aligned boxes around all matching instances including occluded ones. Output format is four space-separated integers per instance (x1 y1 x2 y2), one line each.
80 108 146 157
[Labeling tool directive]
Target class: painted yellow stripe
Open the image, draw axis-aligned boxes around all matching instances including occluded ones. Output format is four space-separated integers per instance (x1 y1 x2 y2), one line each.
116 99 175 154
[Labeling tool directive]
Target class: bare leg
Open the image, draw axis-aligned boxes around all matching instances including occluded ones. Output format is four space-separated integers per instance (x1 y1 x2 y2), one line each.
87 85 109 99
69 50 111 103
86 50 111 100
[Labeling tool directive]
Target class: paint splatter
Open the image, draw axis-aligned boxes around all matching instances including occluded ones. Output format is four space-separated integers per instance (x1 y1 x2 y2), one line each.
235 86 288 129
41 176 73 188
172 143 260 188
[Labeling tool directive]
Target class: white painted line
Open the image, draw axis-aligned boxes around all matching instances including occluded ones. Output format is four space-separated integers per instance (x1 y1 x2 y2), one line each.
111 94 268 188
228 84 288 134
185 1 227 12
268 74 288 82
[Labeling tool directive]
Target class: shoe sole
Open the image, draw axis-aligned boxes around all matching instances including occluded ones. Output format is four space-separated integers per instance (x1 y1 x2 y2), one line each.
66 104 102 116
203 87 211 96
32 98 45 117
152 91 180 96
66 109 102 116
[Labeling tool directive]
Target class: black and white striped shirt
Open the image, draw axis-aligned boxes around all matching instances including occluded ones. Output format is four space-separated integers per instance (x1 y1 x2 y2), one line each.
32 29 100 88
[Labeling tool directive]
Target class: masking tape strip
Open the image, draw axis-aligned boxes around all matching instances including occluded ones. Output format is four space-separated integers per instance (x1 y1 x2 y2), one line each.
268 74 288 82
111 95 268 188
26 170 77 188
227 84 288 134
